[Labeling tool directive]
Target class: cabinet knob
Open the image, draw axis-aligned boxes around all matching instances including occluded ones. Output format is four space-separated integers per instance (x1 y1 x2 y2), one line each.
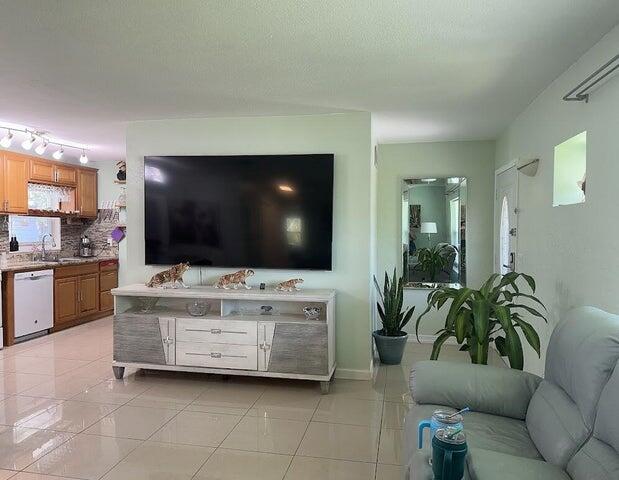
210 352 222 358
163 336 174 345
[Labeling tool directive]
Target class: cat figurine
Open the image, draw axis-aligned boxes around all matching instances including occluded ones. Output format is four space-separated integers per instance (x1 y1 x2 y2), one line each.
146 262 190 288
214 269 255 289
276 278 304 292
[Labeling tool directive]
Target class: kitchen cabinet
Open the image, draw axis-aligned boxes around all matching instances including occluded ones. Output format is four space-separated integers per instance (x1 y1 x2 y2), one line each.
3 259 117 346
30 159 78 186
29 158 55 183
1 152 29 214
78 169 97 218
55 165 77 185
79 273 99 315
54 277 79 326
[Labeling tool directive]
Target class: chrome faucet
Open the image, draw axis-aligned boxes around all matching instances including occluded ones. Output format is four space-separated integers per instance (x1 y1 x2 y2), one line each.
41 233 56 261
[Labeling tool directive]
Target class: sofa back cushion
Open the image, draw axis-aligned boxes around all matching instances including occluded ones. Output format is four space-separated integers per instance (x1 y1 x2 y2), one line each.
566 366 619 480
544 307 619 429
526 306 619 467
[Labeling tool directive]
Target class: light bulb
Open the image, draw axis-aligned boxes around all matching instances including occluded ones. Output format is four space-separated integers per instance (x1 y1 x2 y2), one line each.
79 151 88 164
0 130 13 148
21 134 36 150
35 140 48 155
53 147 64 160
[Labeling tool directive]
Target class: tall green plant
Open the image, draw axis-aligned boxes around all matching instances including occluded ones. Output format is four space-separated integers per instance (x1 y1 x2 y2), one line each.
413 245 452 281
415 272 547 369
374 269 415 336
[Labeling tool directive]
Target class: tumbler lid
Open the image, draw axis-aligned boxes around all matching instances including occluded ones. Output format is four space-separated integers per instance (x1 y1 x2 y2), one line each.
435 428 466 445
433 410 463 425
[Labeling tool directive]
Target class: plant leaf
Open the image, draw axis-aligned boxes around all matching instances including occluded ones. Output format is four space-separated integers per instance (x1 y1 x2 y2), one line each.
472 295 490 343
513 316 541 356
431 330 453 360
505 327 524 370
454 310 468 343
508 304 547 322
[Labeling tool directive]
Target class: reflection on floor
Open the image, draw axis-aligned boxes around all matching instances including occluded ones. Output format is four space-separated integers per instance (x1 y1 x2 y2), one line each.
0 317 503 480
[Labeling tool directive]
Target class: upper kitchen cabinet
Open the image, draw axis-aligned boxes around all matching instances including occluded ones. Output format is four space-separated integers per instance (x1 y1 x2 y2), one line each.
29 158 77 186
77 168 97 218
1 151 29 214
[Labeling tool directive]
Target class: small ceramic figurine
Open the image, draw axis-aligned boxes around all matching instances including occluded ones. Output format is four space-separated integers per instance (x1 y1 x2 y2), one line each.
276 278 304 292
146 262 190 288
214 269 255 289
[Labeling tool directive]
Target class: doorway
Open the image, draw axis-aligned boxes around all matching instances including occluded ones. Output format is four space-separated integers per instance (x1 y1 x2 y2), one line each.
495 165 518 274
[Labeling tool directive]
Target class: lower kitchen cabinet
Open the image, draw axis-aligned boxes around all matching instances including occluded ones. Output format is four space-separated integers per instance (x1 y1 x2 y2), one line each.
79 273 99 315
54 276 80 326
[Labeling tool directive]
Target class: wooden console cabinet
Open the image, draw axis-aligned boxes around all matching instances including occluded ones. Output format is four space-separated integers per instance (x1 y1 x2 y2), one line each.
112 285 336 392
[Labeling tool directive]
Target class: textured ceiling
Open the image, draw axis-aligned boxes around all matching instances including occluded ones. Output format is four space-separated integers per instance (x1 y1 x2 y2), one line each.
1 1 618 162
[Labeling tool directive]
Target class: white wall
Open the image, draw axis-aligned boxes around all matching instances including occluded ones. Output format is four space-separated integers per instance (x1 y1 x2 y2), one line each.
123 113 374 376
376 141 495 336
495 25 619 375
90 159 122 209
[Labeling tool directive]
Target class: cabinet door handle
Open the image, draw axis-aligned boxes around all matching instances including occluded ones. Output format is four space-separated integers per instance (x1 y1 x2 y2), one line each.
210 352 222 358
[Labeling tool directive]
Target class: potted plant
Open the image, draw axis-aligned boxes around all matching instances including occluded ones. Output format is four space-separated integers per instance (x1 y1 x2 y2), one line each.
413 244 454 282
373 269 415 364
415 272 546 370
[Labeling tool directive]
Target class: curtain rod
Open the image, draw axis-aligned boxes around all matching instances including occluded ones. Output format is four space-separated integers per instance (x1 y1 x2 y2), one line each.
563 54 619 102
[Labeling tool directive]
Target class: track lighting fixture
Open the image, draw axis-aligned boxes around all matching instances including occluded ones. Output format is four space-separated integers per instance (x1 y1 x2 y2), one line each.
21 134 36 150
35 140 48 155
0 125 90 161
0 130 13 148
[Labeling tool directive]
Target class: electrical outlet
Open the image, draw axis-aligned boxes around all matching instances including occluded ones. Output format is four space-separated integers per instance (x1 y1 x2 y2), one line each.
107 238 113 246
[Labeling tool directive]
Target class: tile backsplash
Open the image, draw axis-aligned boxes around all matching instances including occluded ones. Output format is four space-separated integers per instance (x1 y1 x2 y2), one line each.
0 210 120 261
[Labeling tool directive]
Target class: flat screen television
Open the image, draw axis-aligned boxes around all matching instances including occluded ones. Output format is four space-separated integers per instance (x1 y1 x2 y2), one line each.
144 154 334 270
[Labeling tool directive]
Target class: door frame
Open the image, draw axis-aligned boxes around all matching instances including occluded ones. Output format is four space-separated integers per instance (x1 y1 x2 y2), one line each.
493 161 519 274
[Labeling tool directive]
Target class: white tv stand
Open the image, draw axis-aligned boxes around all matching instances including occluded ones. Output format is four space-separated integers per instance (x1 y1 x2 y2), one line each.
111 285 336 392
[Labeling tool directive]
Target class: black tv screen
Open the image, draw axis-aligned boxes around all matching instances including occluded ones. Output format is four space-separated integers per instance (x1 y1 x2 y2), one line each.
144 154 334 270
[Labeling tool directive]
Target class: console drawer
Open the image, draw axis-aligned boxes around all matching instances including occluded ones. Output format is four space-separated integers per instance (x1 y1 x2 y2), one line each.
176 318 257 345
176 342 257 370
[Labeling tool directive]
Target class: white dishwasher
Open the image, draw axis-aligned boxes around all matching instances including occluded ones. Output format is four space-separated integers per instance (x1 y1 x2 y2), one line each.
14 269 54 339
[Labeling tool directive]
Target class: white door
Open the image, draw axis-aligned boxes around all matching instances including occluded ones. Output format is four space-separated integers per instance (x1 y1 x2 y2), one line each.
495 166 518 274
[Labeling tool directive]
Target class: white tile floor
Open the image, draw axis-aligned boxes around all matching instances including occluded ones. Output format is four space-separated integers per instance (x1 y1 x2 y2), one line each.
0 317 501 480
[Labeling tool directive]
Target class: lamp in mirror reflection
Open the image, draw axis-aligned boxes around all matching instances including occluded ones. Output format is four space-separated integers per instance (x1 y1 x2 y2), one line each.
145 165 165 183
278 184 294 192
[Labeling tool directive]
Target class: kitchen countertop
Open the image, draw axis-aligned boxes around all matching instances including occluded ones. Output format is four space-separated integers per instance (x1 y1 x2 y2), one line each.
0 257 118 273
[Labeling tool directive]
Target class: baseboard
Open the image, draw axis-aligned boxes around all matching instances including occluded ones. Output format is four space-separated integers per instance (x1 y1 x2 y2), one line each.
413 334 458 345
335 368 372 380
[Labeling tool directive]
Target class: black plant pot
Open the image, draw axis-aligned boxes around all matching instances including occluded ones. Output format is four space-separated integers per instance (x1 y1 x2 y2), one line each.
373 330 408 365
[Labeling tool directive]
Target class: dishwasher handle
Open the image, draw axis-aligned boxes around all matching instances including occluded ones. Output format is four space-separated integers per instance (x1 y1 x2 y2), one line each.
14 270 54 281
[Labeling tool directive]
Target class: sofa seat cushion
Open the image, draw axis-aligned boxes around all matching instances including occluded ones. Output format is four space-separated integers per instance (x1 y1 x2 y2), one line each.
408 403 541 459
467 448 570 480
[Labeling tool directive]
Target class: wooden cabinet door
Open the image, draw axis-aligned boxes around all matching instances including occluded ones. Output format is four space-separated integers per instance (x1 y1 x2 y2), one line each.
79 273 99 315
55 277 79 325
55 165 77 185
4 152 29 213
29 159 55 183
100 291 114 312
77 169 97 218
99 270 118 292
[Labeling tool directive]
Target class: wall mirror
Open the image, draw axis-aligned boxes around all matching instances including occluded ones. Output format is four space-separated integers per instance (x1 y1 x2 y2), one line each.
402 177 467 286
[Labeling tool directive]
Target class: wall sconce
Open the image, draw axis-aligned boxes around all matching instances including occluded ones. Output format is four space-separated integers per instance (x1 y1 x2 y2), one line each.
516 158 540 177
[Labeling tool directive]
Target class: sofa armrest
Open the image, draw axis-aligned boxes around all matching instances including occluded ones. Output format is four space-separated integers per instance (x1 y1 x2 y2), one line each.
410 361 542 420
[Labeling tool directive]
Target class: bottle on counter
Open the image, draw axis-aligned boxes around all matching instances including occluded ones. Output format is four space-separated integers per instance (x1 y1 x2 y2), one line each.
9 237 16 252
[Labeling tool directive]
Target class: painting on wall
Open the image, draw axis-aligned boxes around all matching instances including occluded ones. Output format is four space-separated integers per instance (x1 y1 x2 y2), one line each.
409 204 421 228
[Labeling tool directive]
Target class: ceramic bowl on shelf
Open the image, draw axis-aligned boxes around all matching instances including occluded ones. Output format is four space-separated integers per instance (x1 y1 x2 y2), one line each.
186 300 211 317
303 306 321 320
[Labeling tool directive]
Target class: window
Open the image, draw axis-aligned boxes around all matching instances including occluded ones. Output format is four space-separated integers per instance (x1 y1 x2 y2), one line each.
553 131 586 206
8 216 61 252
